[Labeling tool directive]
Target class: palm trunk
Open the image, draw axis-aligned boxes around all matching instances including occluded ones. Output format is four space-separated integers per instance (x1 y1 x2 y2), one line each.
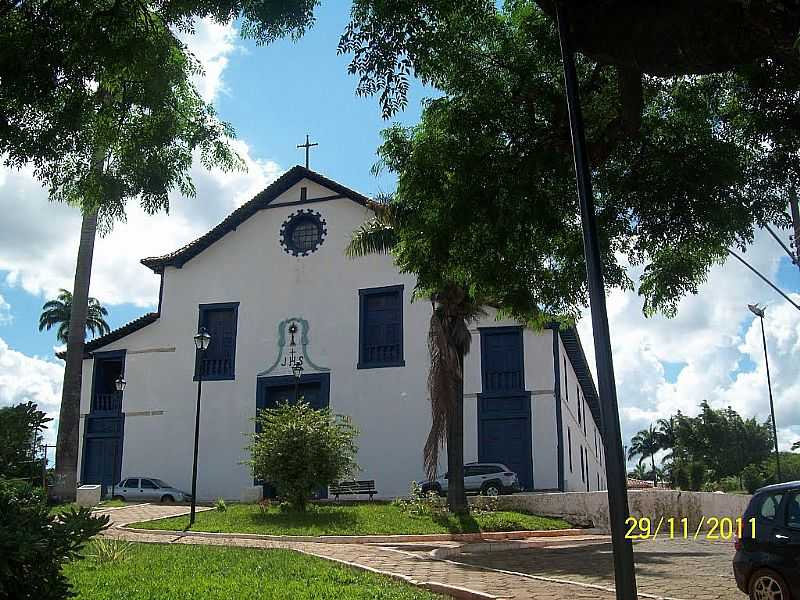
51 209 98 501
651 454 657 487
446 351 468 514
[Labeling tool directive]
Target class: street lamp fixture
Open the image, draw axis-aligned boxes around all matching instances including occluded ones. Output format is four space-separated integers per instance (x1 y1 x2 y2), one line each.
194 328 211 351
748 304 781 482
190 327 211 526
114 377 127 392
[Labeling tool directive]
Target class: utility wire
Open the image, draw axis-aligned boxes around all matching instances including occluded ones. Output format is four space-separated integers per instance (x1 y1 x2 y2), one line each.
764 224 798 264
727 249 800 312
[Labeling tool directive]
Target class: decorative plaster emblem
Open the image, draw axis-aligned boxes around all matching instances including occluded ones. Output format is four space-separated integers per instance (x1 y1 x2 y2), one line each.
279 209 327 256
257 317 329 376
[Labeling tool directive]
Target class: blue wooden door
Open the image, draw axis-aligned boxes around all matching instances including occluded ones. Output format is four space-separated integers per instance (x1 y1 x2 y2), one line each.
82 433 122 496
478 328 533 489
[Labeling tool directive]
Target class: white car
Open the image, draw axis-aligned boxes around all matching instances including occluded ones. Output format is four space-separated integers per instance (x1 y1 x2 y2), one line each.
112 477 191 503
420 463 521 496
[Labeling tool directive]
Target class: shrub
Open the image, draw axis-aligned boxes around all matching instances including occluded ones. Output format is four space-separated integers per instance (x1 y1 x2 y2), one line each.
214 497 227 512
392 482 447 517
246 402 359 511
86 538 133 565
742 463 765 494
0 402 50 481
762 452 800 485
703 476 741 493
0 478 108 599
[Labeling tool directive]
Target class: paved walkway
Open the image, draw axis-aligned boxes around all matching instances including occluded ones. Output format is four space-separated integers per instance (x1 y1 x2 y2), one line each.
96 504 739 600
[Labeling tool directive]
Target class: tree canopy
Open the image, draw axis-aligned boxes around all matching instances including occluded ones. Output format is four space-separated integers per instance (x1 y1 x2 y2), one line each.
344 3 797 322
646 402 774 489
0 402 50 480
532 1 800 75
0 1 327 225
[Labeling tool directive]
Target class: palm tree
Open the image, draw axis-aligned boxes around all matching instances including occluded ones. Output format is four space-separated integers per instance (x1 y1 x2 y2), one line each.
346 204 482 514
627 425 661 486
39 288 111 344
656 417 676 451
629 462 649 480
792 441 800 452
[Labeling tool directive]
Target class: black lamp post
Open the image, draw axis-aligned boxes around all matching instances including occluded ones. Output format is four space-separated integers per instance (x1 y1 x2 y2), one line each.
554 3 637 598
111 376 126 499
292 362 303 403
190 327 211 526
748 304 781 482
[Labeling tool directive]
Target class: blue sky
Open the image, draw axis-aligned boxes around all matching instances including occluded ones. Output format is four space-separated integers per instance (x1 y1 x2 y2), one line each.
215 3 428 194
0 6 799 461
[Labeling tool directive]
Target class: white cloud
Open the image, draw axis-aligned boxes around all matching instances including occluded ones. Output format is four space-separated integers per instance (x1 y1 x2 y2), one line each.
0 142 281 308
178 18 239 103
577 230 800 453
0 337 64 445
0 12 279 309
0 293 10 325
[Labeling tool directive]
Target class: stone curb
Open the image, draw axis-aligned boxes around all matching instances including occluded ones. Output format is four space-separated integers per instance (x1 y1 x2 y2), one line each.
120 525 600 545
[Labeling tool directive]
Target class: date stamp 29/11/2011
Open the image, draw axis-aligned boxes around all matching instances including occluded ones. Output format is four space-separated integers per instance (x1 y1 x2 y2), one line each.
624 516 756 541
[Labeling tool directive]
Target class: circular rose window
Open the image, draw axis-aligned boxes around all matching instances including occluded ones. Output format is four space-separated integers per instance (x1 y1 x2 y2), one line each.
280 210 327 256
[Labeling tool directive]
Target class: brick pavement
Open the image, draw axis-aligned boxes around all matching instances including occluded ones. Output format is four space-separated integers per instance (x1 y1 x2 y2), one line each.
453 537 740 600
96 504 738 600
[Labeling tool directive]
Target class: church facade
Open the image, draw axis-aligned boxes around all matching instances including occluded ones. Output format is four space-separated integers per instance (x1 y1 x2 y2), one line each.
76 166 606 500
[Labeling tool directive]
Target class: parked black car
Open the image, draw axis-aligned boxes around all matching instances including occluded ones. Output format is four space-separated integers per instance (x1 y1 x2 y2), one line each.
734 481 800 599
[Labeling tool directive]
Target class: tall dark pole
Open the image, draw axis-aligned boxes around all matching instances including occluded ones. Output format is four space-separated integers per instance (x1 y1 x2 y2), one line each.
555 4 637 598
790 188 800 274
189 352 204 526
758 315 782 481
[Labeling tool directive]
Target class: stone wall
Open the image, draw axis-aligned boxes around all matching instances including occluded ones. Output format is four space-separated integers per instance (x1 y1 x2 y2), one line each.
477 489 752 532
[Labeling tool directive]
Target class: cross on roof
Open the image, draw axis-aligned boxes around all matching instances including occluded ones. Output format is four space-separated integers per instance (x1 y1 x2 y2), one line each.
297 134 319 169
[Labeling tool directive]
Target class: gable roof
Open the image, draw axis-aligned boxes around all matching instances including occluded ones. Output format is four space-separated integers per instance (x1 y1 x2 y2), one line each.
141 165 373 272
551 324 603 436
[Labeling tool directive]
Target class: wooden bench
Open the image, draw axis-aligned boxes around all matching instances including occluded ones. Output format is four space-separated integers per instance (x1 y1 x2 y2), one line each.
330 480 377 501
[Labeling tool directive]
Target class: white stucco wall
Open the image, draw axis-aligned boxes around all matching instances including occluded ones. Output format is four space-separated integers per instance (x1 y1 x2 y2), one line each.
487 489 751 532
77 175 595 500
557 336 604 492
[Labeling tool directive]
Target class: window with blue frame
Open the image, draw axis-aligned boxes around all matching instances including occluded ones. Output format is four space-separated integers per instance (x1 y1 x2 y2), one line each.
358 285 404 369
195 302 239 380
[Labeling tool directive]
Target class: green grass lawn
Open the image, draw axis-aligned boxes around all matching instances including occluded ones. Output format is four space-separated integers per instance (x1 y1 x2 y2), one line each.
49 499 129 516
129 501 570 536
65 542 442 599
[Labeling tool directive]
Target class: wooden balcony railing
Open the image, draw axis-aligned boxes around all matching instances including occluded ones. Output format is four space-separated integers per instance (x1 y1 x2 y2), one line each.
92 392 122 413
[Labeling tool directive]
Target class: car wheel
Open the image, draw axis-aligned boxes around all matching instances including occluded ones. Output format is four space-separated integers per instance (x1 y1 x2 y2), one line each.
482 482 501 497
749 568 791 600
112 495 124 502
160 494 175 503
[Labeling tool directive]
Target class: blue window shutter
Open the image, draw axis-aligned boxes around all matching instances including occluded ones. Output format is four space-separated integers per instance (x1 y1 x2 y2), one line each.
196 303 238 380
359 286 404 368
480 329 523 393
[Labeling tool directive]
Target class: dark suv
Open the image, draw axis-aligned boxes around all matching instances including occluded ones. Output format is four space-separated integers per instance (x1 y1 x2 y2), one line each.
734 481 800 599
